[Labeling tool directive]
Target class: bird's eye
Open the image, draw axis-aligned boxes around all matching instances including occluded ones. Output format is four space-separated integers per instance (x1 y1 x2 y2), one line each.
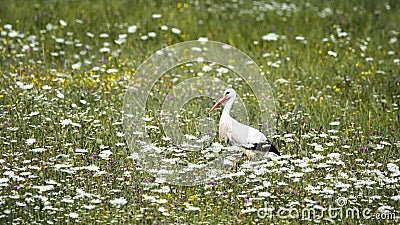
225 92 230 95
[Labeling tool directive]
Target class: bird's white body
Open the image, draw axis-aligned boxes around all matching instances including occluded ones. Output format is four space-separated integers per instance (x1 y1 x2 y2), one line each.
209 88 280 159
219 109 266 147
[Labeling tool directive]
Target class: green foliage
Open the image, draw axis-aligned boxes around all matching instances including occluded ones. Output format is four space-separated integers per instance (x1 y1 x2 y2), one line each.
0 0 399 224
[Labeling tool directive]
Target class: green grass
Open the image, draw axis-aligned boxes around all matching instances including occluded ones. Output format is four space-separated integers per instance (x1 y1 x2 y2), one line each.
0 0 399 224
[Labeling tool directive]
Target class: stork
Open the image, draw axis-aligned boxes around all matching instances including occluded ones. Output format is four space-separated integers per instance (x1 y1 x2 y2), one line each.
208 88 280 165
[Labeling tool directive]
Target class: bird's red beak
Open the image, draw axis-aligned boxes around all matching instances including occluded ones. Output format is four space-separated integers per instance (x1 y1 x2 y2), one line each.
208 96 227 114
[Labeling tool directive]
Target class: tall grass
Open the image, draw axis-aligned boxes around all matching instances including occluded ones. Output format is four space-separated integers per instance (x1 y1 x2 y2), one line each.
0 0 399 224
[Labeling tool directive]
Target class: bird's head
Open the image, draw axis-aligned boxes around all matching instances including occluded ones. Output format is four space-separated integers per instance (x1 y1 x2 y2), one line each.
223 88 236 99
208 88 236 114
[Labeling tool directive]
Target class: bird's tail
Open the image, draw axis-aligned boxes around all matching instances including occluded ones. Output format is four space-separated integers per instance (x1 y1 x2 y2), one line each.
268 144 280 156
252 141 281 156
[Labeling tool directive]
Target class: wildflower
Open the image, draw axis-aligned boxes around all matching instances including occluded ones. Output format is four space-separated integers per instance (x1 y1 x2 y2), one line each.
82 205 96 210
68 212 79 218
258 192 271 197
198 37 208 42
26 138 36 145
98 150 112 159
128 25 137 33
185 206 200 211
60 119 72 126
110 197 127 206
32 185 54 192
59 19 67 26
171 28 181 34
56 92 64 99
387 163 399 172
202 65 212 72
262 33 279 41
22 84 34 90
106 68 118 73
30 148 46 153
328 51 337 57
71 62 81 69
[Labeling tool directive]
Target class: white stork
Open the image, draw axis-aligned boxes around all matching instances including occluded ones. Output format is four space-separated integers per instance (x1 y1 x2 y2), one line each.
208 88 280 164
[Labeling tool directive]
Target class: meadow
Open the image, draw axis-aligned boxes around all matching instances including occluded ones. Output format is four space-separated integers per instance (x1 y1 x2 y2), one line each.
0 0 399 224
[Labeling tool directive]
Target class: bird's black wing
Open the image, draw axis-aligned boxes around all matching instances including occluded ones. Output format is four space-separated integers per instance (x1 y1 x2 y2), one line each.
245 140 280 156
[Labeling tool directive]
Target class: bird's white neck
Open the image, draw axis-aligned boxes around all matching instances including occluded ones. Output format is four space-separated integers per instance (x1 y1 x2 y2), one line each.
222 97 235 116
